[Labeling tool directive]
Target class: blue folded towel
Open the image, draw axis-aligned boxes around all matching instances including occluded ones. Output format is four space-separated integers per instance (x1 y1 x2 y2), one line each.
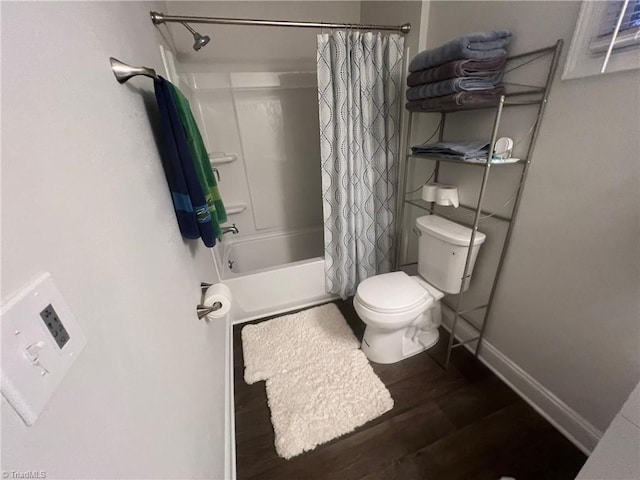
406 72 503 101
154 76 216 247
409 31 512 72
411 140 490 160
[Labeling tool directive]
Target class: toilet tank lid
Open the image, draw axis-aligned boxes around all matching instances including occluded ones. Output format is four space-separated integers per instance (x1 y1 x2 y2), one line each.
356 271 429 312
416 215 486 246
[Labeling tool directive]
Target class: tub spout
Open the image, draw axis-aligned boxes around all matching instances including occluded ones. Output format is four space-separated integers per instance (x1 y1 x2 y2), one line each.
222 224 239 235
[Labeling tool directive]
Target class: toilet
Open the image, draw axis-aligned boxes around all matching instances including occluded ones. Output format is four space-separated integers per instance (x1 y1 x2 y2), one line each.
354 215 487 364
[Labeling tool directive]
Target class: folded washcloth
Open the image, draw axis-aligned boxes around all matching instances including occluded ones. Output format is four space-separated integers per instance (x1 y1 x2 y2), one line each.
169 84 227 240
411 140 490 160
407 56 507 86
154 76 216 247
409 31 512 72
406 72 503 101
406 86 506 112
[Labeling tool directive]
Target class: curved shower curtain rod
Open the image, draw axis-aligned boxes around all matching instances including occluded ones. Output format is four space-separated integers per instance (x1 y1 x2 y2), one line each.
150 11 411 34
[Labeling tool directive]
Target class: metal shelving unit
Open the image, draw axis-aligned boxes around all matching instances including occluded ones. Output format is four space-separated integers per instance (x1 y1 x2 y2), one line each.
395 40 564 368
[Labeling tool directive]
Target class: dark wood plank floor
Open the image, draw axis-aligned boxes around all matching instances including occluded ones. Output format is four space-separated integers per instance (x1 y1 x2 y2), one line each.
234 299 586 480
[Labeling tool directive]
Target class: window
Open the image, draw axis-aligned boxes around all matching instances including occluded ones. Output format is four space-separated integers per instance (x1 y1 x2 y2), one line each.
563 0 640 80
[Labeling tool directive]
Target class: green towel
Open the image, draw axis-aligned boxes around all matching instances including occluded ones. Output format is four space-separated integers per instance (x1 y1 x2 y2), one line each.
168 83 227 239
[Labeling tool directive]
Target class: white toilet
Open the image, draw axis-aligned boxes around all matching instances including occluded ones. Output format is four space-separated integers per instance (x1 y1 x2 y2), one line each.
354 215 487 364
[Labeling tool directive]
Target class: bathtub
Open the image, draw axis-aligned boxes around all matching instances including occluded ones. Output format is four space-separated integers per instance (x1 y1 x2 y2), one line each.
221 226 324 277
216 227 337 323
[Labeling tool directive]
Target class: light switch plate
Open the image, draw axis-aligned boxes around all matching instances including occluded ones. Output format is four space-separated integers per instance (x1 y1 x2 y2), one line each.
1 273 87 425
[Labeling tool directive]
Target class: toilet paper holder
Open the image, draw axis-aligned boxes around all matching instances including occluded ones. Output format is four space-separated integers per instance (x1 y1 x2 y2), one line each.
197 282 223 319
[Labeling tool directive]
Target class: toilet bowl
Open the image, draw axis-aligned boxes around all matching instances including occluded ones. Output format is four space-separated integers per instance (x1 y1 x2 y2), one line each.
354 272 444 364
355 215 486 364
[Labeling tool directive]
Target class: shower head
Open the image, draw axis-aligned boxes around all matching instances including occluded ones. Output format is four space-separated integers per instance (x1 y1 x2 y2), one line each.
180 22 211 51
193 32 211 51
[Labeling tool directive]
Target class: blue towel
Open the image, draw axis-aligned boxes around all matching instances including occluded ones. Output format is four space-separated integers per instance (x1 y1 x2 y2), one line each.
409 31 512 72
411 140 490 160
154 77 216 247
407 56 507 86
406 72 503 101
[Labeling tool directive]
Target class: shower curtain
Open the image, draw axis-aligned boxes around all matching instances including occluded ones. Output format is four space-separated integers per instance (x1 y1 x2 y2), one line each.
317 31 404 298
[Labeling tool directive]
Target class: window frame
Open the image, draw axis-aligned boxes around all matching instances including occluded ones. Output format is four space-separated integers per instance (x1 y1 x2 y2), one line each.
562 0 640 80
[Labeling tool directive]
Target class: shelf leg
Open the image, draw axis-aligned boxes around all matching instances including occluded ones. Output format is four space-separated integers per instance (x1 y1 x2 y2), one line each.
445 96 505 369
474 39 564 358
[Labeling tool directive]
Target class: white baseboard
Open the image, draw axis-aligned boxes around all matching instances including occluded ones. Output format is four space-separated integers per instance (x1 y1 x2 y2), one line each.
224 315 237 480
441 305 602 455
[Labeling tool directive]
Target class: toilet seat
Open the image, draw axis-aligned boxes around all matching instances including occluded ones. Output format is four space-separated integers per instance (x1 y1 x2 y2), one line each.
356 271 428 313
354 272 434 326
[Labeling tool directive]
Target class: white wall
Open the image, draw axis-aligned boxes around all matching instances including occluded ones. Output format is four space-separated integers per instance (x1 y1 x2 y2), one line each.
1 2 227 478
360 1 425 57
421 0 640 434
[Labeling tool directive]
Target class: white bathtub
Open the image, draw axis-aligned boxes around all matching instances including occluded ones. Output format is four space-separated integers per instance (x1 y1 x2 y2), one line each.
221 226 324 278
223 257 336 323
215 226 336 323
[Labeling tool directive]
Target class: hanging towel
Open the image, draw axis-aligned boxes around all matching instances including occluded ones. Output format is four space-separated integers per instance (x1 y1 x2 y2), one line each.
152 84 200 241
406 72 503 101
168 84 227 239
154 76 216 247
407 56 507 86
409 31 512 72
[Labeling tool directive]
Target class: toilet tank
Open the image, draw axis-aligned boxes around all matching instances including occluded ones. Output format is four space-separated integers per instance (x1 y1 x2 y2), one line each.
415 215 487 294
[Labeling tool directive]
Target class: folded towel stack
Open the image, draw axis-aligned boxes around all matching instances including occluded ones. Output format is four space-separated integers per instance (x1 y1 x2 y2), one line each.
411 140 490 161
406 31 511 112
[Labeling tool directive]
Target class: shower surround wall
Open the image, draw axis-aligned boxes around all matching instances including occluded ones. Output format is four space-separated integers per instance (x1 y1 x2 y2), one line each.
186 71 325 254
166 2 362 278
160 2 362 320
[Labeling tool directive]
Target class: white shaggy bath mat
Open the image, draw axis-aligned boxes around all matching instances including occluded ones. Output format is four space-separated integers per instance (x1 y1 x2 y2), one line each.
266 348 394 459
241 303 394 459
241 303 360 384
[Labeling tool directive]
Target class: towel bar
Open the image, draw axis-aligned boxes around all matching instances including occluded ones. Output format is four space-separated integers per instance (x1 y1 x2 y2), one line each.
110 57 158 84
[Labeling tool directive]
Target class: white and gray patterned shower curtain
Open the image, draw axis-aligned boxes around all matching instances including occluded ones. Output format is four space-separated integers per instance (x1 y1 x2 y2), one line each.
317 31 404 298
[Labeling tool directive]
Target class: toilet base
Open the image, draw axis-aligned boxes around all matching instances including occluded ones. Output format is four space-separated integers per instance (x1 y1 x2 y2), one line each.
361 325 440 364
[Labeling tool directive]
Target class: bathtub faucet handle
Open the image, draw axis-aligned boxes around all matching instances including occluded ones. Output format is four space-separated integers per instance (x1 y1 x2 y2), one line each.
222 224 239 235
